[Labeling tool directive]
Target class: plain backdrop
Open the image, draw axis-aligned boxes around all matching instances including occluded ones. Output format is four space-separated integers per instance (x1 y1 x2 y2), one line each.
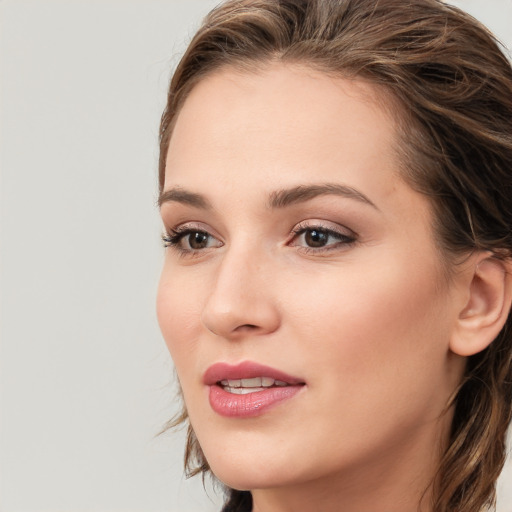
0 1 511 511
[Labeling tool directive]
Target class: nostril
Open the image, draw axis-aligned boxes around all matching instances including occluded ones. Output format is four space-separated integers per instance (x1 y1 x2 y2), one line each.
234 324 259 331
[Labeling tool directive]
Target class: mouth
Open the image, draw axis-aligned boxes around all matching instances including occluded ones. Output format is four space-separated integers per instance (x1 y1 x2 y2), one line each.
218 376 291 395
204 361 305 418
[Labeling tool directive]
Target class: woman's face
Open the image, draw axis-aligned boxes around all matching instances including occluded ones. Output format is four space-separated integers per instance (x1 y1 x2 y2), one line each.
157 63 465 492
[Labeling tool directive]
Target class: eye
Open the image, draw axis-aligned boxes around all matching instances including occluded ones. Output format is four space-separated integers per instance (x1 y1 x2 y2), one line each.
303 228 330 248
289 223 356 251
182 231 211 250
162 226 223 253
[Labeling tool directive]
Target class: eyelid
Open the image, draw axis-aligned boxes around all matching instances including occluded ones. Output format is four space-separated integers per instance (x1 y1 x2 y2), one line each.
166 221 222 240
290 219 356 238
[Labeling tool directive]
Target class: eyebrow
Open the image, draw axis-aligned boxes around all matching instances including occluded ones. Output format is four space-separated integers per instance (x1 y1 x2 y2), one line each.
158 183 378 211
268 183 379 210
158 188 212 209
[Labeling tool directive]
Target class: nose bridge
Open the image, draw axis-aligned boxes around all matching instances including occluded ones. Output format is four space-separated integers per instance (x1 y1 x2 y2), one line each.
201 240 279 338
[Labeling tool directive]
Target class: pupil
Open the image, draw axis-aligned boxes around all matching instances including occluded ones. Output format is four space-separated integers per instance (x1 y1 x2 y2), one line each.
305 229 327 247
189 232 208 249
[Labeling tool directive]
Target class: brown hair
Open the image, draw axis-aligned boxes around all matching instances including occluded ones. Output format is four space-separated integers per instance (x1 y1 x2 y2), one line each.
158 1 512 511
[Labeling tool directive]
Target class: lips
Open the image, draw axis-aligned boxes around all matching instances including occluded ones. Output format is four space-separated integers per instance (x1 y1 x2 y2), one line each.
204 361 304 385
204 361 305 418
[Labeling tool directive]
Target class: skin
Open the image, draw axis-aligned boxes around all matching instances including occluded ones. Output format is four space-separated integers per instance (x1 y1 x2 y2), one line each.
157 63 472 512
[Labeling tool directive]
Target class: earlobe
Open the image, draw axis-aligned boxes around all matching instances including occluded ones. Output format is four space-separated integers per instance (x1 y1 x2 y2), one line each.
450 254 512 357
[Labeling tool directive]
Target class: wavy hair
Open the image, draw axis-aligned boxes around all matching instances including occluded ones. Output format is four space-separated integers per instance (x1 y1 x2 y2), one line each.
158 1 512 511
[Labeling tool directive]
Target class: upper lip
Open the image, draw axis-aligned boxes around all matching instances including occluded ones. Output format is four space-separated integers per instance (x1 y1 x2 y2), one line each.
203 361 305 386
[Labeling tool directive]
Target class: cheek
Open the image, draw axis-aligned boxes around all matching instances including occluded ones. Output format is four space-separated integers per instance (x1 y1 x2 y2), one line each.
282 252 451 394
156 268 204 377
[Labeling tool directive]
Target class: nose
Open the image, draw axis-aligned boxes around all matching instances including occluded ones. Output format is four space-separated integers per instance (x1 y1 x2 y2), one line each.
201 245 280 339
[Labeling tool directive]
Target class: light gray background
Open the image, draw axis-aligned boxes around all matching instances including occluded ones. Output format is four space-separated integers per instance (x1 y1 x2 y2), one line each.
0 1 510 511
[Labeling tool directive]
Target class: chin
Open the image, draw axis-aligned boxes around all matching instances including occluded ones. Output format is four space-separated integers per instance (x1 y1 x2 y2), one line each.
204 446 300 491
213 468 289 492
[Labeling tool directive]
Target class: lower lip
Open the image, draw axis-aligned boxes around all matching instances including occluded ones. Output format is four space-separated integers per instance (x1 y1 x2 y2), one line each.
208 385 303 418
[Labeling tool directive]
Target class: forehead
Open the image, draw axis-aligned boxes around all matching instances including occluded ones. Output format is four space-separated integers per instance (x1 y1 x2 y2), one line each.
165 63 401 195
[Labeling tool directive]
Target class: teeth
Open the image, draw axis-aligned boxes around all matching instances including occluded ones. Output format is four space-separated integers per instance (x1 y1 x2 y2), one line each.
220 379 241 388
225 387 266 395
261 377 274 387
219 376 290 392
242 377 262 387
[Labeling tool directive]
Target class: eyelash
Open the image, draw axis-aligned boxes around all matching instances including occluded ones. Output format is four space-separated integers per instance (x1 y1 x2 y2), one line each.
162 228 190 247
161 226 217 256
162 223 357 256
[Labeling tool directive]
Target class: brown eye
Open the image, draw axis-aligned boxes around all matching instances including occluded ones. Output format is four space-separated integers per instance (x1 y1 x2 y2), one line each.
304 229 328 247
188 231 210 249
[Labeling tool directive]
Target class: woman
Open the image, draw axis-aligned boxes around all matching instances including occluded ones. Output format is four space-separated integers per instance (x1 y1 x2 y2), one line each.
156 1 512 511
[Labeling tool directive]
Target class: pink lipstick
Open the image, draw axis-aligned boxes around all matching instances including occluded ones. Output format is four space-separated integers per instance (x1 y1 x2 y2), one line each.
204 361 305 418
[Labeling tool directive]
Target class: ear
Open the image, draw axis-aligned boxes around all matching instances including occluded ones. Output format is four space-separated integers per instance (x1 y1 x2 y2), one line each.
450 253 512 357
